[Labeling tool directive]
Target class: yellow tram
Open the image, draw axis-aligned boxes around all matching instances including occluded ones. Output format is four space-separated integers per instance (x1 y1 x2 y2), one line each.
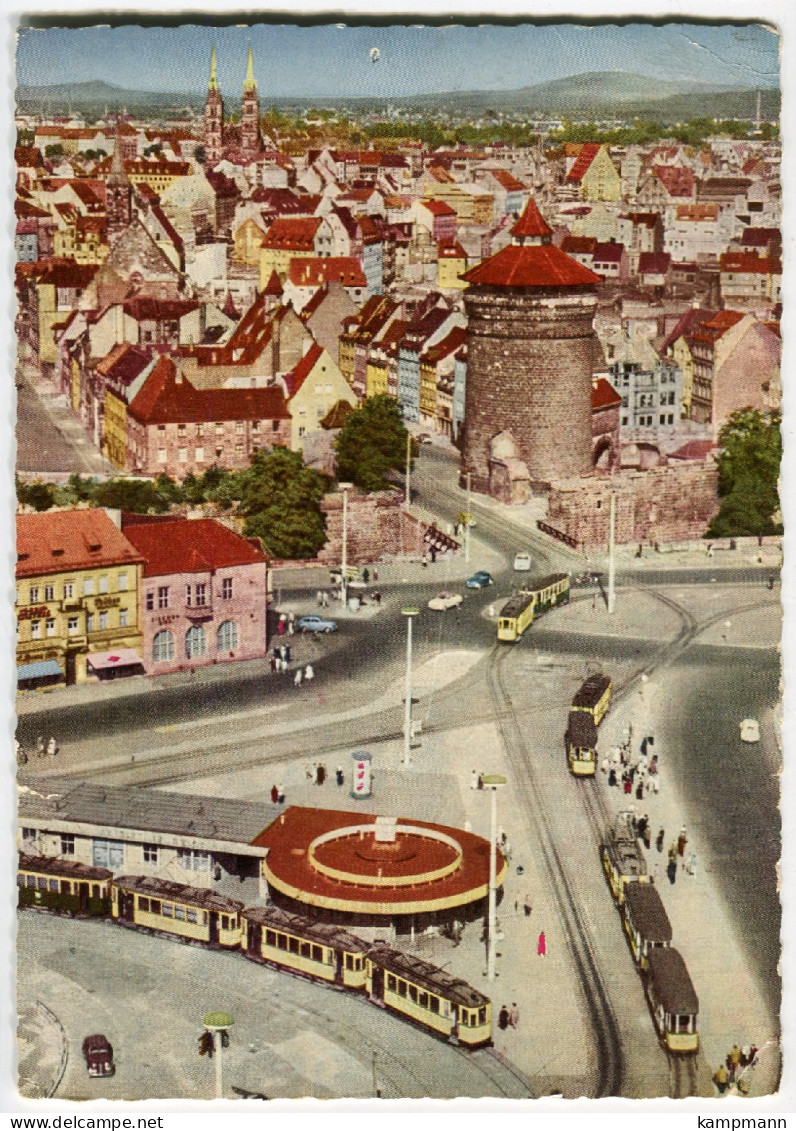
497 573 570 642
17 853 112 917
645 947 699 1053
601 811 650 904
242 905 370 991
571 674 612 726
565 710 599 776
621 881 673 970
366 942 492 1049
111 875 244 949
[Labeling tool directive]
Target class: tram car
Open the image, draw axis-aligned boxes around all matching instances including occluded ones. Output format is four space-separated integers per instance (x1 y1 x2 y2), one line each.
601 810 650 904
366 942 492 1049
497 573 570 642
242 905 370 991
111 875 244 949
571 674 612 726
17 853 112 917
644 946 699 1053
565 710 599 776
621 880 672 969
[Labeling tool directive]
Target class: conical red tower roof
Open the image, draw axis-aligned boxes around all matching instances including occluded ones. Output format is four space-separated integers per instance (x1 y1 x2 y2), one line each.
510 196 552 240
263 269 284 297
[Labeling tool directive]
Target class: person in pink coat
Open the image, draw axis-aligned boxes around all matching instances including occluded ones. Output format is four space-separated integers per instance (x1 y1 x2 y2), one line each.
537 931 546 957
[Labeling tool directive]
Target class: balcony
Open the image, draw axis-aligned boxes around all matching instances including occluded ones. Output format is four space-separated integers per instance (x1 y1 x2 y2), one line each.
184 602 213 621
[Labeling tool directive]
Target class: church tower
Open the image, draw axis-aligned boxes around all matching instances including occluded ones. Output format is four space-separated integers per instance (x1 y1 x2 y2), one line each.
106 121 132 245
203 47 224 167
240 46 262 159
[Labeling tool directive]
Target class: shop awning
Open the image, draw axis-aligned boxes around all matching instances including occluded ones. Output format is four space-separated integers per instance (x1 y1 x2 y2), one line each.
17 659 63 682
87 649 144 671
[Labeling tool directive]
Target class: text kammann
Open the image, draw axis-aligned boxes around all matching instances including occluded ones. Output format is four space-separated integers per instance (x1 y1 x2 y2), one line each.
698 1120 786 1129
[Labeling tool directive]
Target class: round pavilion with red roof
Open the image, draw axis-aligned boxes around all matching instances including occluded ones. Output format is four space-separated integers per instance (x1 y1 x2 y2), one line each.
254 806 507 928
460 196 601 497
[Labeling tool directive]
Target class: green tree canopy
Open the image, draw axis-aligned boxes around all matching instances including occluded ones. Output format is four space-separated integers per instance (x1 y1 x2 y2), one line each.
706 408 782 538
334 394 412 492
237 447 329 560
16 478 56 512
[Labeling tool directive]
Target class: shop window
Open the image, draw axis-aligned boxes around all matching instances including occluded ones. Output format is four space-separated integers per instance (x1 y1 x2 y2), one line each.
185 625 207 659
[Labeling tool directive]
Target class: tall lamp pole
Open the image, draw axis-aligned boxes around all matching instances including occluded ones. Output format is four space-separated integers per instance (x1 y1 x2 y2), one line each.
405 431 412 508
465 470 472 564
482 774 506 981
203 1011 233 1100
340 482 353 605
607 490 616 615
401 607 420 767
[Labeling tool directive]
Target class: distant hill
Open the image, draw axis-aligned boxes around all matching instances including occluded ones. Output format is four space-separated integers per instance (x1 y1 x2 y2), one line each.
16 69 780 124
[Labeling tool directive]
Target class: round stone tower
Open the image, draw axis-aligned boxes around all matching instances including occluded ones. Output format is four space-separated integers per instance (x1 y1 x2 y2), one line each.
461 198 600 496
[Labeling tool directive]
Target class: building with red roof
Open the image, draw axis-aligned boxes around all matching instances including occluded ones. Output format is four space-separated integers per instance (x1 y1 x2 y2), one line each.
259 215 333 287
284 256 367 312
719 250 781 313
16 508 146 686
591 375 622 470
121 516 269 675
126 355 291 478
283 342 358 451
564 143 621 202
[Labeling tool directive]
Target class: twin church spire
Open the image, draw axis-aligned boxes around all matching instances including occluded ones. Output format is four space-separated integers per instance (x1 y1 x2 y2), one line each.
203 46 262 166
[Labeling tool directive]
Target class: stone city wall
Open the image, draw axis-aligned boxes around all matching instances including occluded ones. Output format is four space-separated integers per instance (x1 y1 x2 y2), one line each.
318 488 428 564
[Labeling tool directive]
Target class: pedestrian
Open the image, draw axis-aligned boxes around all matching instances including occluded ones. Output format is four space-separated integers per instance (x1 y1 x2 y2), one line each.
373 569 379 583
498 1005 509 1031
363 568 370 584
304 663 314 681
470 768 479 791
294 668 303 687
623 774 632 796
648 755 658 776
284 644 292 664
280 656 288 673
509 1002 519 1029
422 552 428 568
278 614 286 635
668 842 678 864
430 547 437 564
523 899 532 917
642 820 651 851
640 736 648 756
600 757 609 775
374 591 382 606
608 767 617 788
36 736 45 757
477 772 484 790
677 826 687 858
488 604 495 618
728 1045 741 1081
656 828 665 854
635 779 644 801
317 589 323 607
271 784 279 804
317 764 326 786
270 654 277 673
288 613 295 636
686 851 697 877
667 859 677 885
277 783 285 805
336 765 344 787
713 1064 729 1095
537 931 546 957
46 736 58 757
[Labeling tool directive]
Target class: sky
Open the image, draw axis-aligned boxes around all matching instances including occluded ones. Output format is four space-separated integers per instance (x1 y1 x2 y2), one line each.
15 20 780 98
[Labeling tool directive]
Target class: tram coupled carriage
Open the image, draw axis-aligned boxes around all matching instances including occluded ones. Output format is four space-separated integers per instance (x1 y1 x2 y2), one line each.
366 943 492 1049
242 905 369 991
571 674 612 726
645 946 699 1053
17 854 112 917
565 710 599 776
601 810 650 904
111 875 244 949
497 573 570 642
621 880 673 970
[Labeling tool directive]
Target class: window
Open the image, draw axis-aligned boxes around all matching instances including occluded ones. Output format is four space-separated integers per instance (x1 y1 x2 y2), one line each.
178 424 186 436
162 902 173 918
217 620 238 651
29 586 39 602
289 936 300 954
44 585 54 601
67 616 79 636
150 899 161 915
387 974 396 992
83 577 94 596
119 608 128 628
98 611 108 631
179 448 188 463
63 582 74 599
409 984 418 1003
22 827 36 844
187 908 198 923
185 584 192 607
86 614 94 634
428 995 440 1014
195 447 205 463
30 620 41 639
93 839 124 868
235 420 245 434
146 591 154 611
98 576 108 594
139 897 150 912
143 844 159 863
118 573 128 591
158 586 170 609
252 420 259 432
418 991 428 1009
46 618 55 637
277 933 288 951
301 941 311 958
195 583 207 607
215 422 224 435
266 930 277 947
152 630 175 663
158 449 167 464
177 847 209 871
397 980 407 998
174 906 185 921
186 625 207 659
222 578 233 600
60 834 75 856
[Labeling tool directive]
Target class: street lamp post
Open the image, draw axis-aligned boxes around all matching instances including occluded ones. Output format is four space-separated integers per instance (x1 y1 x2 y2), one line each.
405 430 412 508
203 1011 233 1100
401 607 420 767
464 469 472 564
607 490 616 615
481 774 506 981
340 482 353 605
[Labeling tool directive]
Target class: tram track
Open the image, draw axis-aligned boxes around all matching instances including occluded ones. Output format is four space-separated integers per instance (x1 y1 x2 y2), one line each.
486 644 625 1098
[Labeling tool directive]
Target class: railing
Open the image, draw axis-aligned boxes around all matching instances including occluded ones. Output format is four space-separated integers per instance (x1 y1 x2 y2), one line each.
536 520 579 550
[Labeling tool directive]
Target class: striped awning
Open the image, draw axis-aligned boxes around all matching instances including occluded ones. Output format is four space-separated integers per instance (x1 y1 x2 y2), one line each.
17 659 63 682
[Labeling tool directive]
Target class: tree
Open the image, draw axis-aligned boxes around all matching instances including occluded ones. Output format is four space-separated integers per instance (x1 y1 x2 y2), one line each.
16 478 55 512
237 447 328 560
706 408 782 538
44 143 64 160
194 144 206 165
335 395 412 493
91 477 171 514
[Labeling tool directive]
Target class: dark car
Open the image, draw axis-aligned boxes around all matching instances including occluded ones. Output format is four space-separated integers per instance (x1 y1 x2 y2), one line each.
466 570 494 588
82 1034 115 1077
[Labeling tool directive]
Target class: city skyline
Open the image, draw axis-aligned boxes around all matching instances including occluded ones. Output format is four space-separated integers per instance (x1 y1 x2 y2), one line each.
17 21 780 99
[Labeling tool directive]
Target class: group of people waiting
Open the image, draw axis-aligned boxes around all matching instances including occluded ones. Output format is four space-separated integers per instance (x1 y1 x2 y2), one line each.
713 1043 759 1095
602 733 659 798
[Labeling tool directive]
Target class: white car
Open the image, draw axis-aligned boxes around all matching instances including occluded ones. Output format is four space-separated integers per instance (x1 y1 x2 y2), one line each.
739 718 760 743
428 591 464 611
513 552 532 572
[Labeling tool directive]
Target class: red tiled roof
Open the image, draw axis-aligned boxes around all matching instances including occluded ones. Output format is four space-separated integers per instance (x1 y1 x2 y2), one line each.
719 251 781 275
619 212 660 229
511 196 551 239
262 269 284 296
668 439 716 462
15 147 43 168
565 143 601 182
638 252 672 276
675 203 719 223
650 165 695 198
560 235 598 256
420 198 457 217
592 376 621 410
462 243 601 289
16 508 145 579
740 227 781 248
691 309 747 345
593 241 625 264
490 168 526 192
437 240 467 259
123 517 267 578
375 317 411 357
421 325 468 366
262 215 323 250
36 259 98 289
288 257 366 288
15 199 50 220
128 356 290 425
660 307 717 353
95 343 152 384
285 342 324 396
427 164 456 184
122 297 199 321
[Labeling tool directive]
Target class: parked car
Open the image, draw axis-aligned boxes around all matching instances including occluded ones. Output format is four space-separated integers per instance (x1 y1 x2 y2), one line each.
513 553 532 572
82 1034 115 1077
428 591 464 611
417 432 433 444
466 571 494 589
296 615 338 634
739 718 760 743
